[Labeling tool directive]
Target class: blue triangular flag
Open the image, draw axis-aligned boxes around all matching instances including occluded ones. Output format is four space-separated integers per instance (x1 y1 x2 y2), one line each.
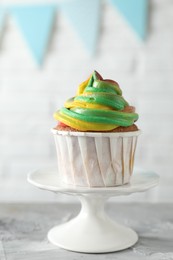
109 0 148 39
10 5 56 64
59 0 101 54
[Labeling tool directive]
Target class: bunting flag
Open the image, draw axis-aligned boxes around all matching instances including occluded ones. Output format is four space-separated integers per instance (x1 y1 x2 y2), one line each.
0 1 149 65
59 0 101 54
10 5 56 64
109 0 148 39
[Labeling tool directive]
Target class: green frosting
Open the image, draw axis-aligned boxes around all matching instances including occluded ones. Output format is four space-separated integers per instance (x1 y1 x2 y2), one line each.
55 71 139 131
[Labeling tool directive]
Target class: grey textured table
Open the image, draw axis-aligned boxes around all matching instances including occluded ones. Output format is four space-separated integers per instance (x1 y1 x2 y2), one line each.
0 203 173 260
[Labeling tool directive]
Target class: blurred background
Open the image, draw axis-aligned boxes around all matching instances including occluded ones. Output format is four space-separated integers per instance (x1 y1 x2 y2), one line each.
0 0 173 202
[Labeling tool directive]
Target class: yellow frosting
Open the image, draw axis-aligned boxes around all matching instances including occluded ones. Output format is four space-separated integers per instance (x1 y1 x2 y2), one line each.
54 71 138 131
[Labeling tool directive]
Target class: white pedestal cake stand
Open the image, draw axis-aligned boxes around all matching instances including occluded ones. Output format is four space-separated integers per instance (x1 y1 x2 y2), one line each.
28 168 159 253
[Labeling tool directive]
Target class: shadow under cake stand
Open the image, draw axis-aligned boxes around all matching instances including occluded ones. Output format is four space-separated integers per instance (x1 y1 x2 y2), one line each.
28 168 159 253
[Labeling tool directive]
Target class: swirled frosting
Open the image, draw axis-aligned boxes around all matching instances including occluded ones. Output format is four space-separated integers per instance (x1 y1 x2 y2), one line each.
54 71 138 131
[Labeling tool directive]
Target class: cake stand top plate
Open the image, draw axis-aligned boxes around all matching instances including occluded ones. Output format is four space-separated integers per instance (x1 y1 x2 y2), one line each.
28 168 159 197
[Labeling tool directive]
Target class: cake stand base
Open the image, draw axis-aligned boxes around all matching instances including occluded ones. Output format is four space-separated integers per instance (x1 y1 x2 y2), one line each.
48 196 138 253
28 168 159 253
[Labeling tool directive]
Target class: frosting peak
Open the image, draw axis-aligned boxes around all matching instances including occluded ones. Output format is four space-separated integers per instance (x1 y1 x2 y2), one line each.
54 71 138 131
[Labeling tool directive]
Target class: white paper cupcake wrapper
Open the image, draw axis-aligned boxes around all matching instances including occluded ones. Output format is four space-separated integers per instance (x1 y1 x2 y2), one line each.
52 129 141 187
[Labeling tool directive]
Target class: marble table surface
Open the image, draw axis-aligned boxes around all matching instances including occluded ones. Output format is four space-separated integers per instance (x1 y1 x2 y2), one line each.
0 203 173 260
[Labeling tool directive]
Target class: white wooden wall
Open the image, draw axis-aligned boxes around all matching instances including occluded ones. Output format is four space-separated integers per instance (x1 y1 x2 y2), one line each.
0 0 173 202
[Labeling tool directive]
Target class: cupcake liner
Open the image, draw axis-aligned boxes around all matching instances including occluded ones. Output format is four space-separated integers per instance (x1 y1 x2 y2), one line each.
52 129 141 187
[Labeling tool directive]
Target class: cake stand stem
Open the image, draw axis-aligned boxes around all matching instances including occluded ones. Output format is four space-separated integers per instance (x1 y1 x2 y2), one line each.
48 193 138 253
79 195 108 223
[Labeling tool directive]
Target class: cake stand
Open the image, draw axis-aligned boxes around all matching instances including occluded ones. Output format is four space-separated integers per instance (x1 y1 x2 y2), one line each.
28 168 159 253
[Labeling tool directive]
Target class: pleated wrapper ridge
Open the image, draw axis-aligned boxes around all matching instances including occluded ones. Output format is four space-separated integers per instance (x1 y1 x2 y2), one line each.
52 129 141 187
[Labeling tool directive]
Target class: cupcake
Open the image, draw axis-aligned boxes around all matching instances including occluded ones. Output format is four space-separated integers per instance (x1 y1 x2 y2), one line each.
52 71 140 187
